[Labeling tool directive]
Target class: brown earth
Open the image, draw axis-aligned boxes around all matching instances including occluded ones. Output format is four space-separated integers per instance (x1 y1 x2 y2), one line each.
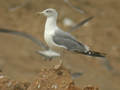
0 0 120 90
0 65 98 90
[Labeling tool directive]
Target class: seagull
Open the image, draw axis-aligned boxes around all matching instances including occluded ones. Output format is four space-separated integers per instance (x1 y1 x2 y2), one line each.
38 8 105 58
0 13 113 70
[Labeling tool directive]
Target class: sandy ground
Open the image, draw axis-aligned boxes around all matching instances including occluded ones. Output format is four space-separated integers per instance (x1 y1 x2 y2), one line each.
0 0 120 90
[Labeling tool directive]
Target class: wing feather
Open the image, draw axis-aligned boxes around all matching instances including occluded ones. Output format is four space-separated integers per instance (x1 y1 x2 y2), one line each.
53 30 88 52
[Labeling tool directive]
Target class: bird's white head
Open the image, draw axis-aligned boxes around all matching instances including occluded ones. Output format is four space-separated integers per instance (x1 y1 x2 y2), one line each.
39 8 58 17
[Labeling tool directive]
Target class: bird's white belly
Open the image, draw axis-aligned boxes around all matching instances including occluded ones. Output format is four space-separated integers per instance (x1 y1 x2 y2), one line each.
44 31 56 48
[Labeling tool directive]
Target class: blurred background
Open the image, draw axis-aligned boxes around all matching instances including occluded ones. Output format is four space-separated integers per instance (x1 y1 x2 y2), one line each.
0 0 120 90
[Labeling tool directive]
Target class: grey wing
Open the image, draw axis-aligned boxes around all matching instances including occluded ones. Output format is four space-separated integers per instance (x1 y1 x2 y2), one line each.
53 30 89 52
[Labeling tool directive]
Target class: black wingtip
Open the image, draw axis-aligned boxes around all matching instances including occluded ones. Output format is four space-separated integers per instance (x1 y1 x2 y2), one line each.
84 50 106 58
75 50 106 58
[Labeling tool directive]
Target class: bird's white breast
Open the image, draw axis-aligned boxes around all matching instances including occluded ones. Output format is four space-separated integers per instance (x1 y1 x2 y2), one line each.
44 26 57 48
44 16 60 48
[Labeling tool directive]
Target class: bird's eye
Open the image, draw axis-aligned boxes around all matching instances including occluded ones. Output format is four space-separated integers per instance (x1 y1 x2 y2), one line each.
46 10 51 13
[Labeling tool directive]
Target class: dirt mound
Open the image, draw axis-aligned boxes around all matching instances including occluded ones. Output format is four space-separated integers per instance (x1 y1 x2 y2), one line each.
0 65 98 90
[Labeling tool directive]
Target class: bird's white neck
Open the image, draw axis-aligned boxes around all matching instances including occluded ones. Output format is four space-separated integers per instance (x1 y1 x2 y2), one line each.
45 16 57 31
44 16 58 48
